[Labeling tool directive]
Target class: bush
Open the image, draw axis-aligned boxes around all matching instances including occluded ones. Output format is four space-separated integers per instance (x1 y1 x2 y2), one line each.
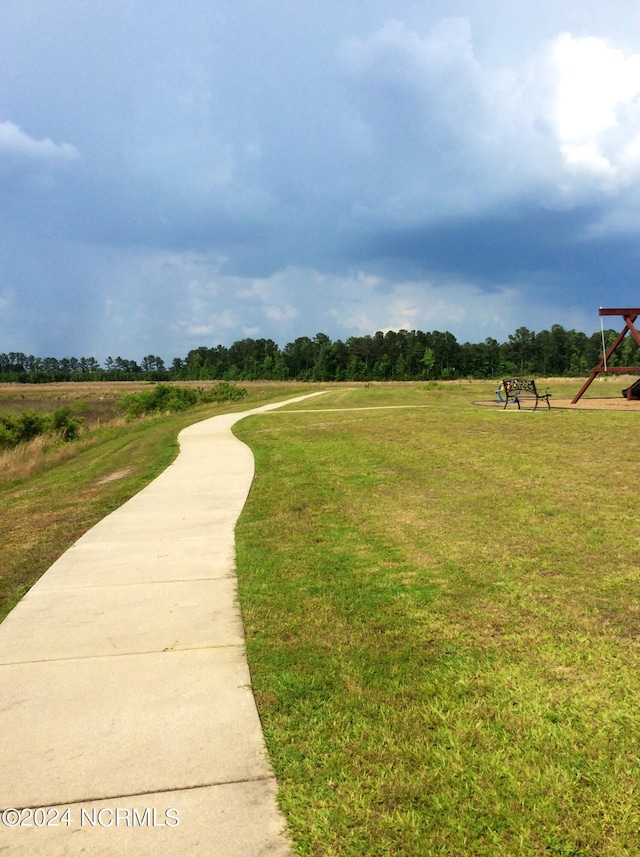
200 381 247 403
49 407 82 441
120 382 247 420
0 408 83 449
0 417 19 449
120 384 198 419
15 411 46 442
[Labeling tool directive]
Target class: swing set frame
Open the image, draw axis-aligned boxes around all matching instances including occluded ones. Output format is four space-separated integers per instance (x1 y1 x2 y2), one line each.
572 307 640 403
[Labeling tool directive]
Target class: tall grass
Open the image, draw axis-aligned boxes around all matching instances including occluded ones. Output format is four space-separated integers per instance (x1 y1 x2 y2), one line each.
0 435 70 482
0 407 138 483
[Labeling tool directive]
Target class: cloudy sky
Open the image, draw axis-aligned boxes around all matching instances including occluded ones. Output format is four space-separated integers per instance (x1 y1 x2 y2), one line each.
2 0 640 362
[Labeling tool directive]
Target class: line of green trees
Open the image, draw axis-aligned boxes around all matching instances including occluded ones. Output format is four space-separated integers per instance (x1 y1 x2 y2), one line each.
1 325 637 383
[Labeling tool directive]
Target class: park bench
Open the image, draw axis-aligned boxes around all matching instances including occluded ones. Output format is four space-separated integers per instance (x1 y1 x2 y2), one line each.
501 378 551 410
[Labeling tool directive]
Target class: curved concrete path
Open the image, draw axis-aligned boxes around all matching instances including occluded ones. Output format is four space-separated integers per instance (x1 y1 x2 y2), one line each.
0 392 327 856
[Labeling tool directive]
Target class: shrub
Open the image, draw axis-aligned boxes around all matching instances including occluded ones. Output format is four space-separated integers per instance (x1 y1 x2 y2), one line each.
0 411 47 447
49 407 83 441
15 411 46 442
200 381 247 403
120 382 247 420
0 418 19 449
120 384 198 419
0 408 83 449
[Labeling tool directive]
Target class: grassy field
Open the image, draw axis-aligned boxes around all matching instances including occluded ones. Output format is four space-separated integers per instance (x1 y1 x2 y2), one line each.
2 378 639 854
234 380 640 856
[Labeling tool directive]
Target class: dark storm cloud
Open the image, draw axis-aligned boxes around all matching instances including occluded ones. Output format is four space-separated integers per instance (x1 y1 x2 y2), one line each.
1 1 640 358
355 203 640 289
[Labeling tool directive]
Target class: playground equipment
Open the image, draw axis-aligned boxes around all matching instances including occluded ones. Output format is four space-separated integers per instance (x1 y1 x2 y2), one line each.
622 378 640 399
572 307 640 403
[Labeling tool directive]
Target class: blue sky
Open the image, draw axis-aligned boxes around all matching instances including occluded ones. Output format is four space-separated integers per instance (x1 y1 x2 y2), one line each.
2 0 640 362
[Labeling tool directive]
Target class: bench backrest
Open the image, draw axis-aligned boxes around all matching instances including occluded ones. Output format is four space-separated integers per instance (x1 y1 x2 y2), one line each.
503 378 537 396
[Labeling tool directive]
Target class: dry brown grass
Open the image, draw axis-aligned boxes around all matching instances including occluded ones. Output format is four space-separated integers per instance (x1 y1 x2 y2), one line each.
0 416 130 483
0 435 74 482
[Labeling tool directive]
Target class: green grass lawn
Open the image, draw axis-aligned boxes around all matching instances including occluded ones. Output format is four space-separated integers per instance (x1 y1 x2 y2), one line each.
234 382 640 856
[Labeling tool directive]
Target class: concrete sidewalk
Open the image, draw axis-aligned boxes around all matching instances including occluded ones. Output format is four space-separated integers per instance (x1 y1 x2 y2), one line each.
0 392 326 856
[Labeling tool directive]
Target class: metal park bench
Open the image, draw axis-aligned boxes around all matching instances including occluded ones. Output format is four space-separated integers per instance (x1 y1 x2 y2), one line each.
502 378 551 411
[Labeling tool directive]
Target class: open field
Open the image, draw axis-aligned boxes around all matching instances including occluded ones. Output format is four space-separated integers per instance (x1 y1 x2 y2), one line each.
234 380 640 856
0 379 334 428
2 377 640 854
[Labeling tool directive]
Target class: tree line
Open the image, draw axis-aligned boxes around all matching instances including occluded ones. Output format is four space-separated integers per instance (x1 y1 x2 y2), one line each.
0 325 637 384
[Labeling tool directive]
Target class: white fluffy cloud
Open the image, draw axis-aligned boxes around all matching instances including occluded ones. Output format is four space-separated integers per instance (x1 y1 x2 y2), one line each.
0 121 79 163
547 33 640 189
340 19 640 217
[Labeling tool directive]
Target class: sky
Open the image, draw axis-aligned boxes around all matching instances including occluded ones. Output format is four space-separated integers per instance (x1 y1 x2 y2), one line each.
2 1 640 362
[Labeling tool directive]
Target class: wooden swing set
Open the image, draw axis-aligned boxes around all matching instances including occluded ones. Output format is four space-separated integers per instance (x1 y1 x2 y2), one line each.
572 307 640 403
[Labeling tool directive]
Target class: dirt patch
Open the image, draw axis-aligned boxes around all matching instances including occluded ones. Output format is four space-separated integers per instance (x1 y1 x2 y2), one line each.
96 468 133 484
474 397 640 411
553 397 640 410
